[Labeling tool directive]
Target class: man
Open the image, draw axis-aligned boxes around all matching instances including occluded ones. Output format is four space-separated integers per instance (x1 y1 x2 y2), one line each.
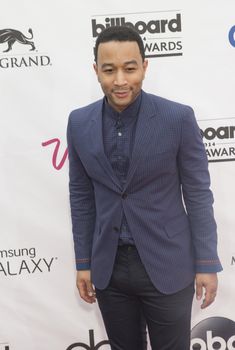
67 26 222 350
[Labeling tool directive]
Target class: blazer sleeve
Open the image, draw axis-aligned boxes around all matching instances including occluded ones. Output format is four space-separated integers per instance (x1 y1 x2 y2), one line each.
67 113 96 270
177 106 222 273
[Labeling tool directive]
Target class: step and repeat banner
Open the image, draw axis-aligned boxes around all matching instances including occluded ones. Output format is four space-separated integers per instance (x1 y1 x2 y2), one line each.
1 1 235 349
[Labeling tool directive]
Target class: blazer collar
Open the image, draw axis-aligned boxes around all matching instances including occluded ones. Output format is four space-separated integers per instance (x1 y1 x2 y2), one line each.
90 99 122 190
124 91 158 188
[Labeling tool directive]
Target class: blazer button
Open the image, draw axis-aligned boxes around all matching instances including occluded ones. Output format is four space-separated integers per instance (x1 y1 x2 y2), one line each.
121 192 127 199
113 227 119 232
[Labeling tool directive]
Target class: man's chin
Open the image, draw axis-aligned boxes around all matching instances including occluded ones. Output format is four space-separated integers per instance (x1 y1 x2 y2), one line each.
113 95 133 106
106 92 137 111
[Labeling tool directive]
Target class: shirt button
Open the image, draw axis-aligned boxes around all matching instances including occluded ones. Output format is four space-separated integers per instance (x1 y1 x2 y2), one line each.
121 192 127 199
113 227 119 232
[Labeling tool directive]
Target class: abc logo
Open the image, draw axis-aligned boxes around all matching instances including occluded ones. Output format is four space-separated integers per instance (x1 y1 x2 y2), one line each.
191 317 235 349
66 329 109 350
229 26 235 47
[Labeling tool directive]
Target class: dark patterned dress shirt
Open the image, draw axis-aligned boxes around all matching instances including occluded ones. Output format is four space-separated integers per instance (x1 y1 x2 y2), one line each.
102 92 142 245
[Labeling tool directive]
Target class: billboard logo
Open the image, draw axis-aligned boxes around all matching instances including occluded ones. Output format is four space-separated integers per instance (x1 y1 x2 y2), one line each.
0 28 35 52
91 10 183 58
229 26 235 47
198 118 235 162
191 317 235 349
66 329 110 349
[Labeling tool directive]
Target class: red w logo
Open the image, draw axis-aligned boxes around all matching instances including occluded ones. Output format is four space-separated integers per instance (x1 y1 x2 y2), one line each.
42 138 68 170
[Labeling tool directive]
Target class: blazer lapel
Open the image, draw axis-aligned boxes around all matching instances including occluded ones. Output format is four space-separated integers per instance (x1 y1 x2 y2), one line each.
89 101 122 190
124 92 158 190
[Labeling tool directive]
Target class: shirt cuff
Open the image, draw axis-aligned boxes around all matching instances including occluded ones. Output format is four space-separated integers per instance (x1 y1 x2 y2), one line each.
195 259 223 273
76 258 90 270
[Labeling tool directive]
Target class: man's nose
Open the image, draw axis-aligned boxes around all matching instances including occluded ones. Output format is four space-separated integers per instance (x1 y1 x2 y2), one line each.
114 71 127 86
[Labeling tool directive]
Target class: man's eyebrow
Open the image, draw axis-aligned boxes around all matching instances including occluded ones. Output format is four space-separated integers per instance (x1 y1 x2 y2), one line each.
101 63 114 69
124 60 138 65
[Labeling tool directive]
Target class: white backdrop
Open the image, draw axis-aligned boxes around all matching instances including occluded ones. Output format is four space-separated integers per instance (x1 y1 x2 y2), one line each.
1 1 235 349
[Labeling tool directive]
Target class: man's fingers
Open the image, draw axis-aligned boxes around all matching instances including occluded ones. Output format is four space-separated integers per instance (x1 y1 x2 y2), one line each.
86 280 96 300
195 273 218 309
77 279 89 301
76 270 96 304
201 290 217 309
196 282 203 301
201 284 217 309
78 280 96 303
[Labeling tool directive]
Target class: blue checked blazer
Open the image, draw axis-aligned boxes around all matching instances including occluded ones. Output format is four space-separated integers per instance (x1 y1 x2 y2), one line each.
67 91 222 294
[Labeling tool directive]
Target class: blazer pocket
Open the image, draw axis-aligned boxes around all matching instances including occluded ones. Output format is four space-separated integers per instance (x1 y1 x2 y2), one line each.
164 214 190 238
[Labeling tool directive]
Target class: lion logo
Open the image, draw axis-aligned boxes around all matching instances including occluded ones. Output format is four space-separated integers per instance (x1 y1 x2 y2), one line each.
0 28 35 52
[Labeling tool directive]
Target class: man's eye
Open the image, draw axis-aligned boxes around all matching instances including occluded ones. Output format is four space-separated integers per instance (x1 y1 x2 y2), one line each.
126 67 136 72
104 69 113 73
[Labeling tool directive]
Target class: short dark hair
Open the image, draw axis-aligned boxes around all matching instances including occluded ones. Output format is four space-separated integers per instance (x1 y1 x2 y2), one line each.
94 26 145 63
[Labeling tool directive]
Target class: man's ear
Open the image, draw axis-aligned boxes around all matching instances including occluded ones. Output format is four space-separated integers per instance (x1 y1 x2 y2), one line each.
143 59 148 74
93 63 98 75
93 63 100 82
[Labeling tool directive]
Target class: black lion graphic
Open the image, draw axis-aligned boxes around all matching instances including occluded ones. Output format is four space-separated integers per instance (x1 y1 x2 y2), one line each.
0 28 35 52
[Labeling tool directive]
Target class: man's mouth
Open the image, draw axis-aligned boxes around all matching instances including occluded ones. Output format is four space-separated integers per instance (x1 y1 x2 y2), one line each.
113 90 130 98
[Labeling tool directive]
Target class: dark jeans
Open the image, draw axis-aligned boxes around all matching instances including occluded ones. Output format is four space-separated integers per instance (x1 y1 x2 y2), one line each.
96 245 194 350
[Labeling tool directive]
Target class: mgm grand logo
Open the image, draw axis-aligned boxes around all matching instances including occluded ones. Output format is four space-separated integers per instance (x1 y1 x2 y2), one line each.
0 27 51 69
198 118 235 162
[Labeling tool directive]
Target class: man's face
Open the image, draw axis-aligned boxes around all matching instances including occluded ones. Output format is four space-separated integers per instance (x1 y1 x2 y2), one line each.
94 40 148 112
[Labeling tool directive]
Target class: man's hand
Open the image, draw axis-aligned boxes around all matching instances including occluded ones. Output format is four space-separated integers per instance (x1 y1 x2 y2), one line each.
76 270 96 304
195 273 218 309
